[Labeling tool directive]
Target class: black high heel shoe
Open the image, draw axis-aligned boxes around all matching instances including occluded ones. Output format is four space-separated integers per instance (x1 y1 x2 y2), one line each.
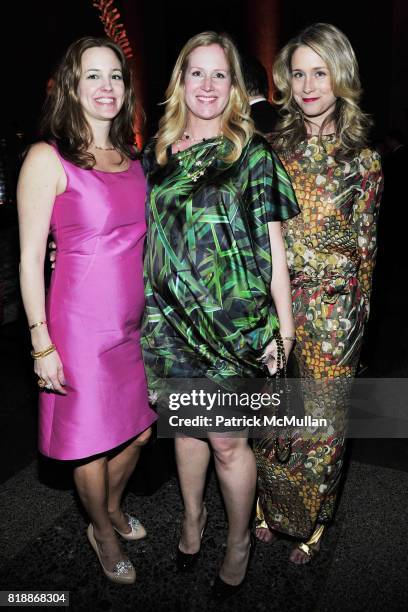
211 532 255 602
176 516 207 573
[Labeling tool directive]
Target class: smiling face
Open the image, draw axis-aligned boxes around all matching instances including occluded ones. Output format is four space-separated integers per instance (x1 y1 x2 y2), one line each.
183 44 232 126
291 45 336 128
77 46 125 125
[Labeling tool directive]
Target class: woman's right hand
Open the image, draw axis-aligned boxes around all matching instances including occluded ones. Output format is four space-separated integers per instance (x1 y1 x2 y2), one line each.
48 241 57 269
34 350 67 394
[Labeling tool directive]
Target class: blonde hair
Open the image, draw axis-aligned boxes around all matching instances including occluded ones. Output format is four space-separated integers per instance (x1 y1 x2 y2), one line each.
271 23 372 158
155 31 254 165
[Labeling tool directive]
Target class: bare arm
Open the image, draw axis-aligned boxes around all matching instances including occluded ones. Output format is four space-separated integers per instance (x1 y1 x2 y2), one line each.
268 221 295 338
17 142 67 393
261 221 295 375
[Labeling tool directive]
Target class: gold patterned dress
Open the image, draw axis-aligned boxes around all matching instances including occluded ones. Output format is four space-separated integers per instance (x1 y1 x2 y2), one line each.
255 135 383 539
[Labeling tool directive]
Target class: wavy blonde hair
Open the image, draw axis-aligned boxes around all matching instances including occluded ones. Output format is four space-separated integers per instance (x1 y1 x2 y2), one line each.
155 31 254 165
271 23 372 158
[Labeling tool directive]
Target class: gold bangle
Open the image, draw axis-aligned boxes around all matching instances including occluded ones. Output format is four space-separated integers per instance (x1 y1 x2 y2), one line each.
29 320 47 330
31 344 56 359
282 336 296 342
32 346 56 359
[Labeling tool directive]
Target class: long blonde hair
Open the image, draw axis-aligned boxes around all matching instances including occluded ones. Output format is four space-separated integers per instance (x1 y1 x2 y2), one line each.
155 31 254 165
271 23 372 158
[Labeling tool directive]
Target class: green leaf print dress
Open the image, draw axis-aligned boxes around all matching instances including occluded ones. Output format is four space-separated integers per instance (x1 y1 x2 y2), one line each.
141 134 299 390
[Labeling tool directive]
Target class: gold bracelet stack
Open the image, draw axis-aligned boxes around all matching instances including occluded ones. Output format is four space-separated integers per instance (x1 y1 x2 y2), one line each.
31 344 56 359
29 320 47 330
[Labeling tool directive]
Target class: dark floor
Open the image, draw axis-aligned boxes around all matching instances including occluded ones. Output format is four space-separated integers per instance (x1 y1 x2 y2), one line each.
1 222 408 610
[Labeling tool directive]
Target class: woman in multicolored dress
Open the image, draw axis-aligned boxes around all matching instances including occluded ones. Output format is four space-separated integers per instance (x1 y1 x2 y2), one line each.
141 32 299 598
255 23 383 563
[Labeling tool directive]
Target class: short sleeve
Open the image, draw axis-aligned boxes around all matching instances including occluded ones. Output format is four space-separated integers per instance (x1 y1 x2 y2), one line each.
242 136 299 286
245 136 300 223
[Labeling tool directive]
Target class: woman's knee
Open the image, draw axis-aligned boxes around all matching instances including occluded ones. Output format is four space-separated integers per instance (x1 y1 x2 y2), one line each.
211 436 247 465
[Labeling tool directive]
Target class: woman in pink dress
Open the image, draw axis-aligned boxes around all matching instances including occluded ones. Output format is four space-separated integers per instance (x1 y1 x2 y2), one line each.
17 37 157 585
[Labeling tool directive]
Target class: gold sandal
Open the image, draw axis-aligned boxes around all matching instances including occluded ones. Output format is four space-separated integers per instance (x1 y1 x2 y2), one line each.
291 524 325 563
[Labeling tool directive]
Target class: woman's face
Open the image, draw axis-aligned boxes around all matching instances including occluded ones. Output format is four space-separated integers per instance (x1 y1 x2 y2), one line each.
290 45 336 127
183 44 232 124
77 46 125 124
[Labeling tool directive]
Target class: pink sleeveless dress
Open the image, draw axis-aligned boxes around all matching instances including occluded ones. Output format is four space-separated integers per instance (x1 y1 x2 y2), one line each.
39 149 157 460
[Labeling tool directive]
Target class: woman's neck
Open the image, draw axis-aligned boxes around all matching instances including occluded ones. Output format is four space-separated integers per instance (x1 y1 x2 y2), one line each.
184 117 222 141
305 119 336 136
89 119 113 149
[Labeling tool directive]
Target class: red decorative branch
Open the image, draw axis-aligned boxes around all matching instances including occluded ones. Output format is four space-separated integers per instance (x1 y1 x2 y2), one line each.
92 0 133 58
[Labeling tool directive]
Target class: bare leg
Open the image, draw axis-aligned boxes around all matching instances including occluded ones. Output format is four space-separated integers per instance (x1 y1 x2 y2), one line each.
74 457 127 571
210 434 256 585
107 428 152 533
175 436 210 553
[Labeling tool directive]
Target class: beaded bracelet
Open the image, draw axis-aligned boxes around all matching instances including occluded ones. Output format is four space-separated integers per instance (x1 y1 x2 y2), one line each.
255 330 292 464
273 331 292 464
31 344 56 360
29 320 47 330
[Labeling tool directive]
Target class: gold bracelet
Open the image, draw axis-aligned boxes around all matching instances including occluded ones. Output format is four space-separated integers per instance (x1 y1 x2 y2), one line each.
29 320 47 330
282 336 296 342
31 345 56 359
31 344 56 359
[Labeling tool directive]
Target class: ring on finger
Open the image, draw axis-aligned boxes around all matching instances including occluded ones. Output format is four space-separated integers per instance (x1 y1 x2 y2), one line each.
45 382 54 390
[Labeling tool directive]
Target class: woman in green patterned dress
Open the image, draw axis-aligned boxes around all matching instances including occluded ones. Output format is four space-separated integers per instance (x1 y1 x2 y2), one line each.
255 23 383 563
141 32 299 596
